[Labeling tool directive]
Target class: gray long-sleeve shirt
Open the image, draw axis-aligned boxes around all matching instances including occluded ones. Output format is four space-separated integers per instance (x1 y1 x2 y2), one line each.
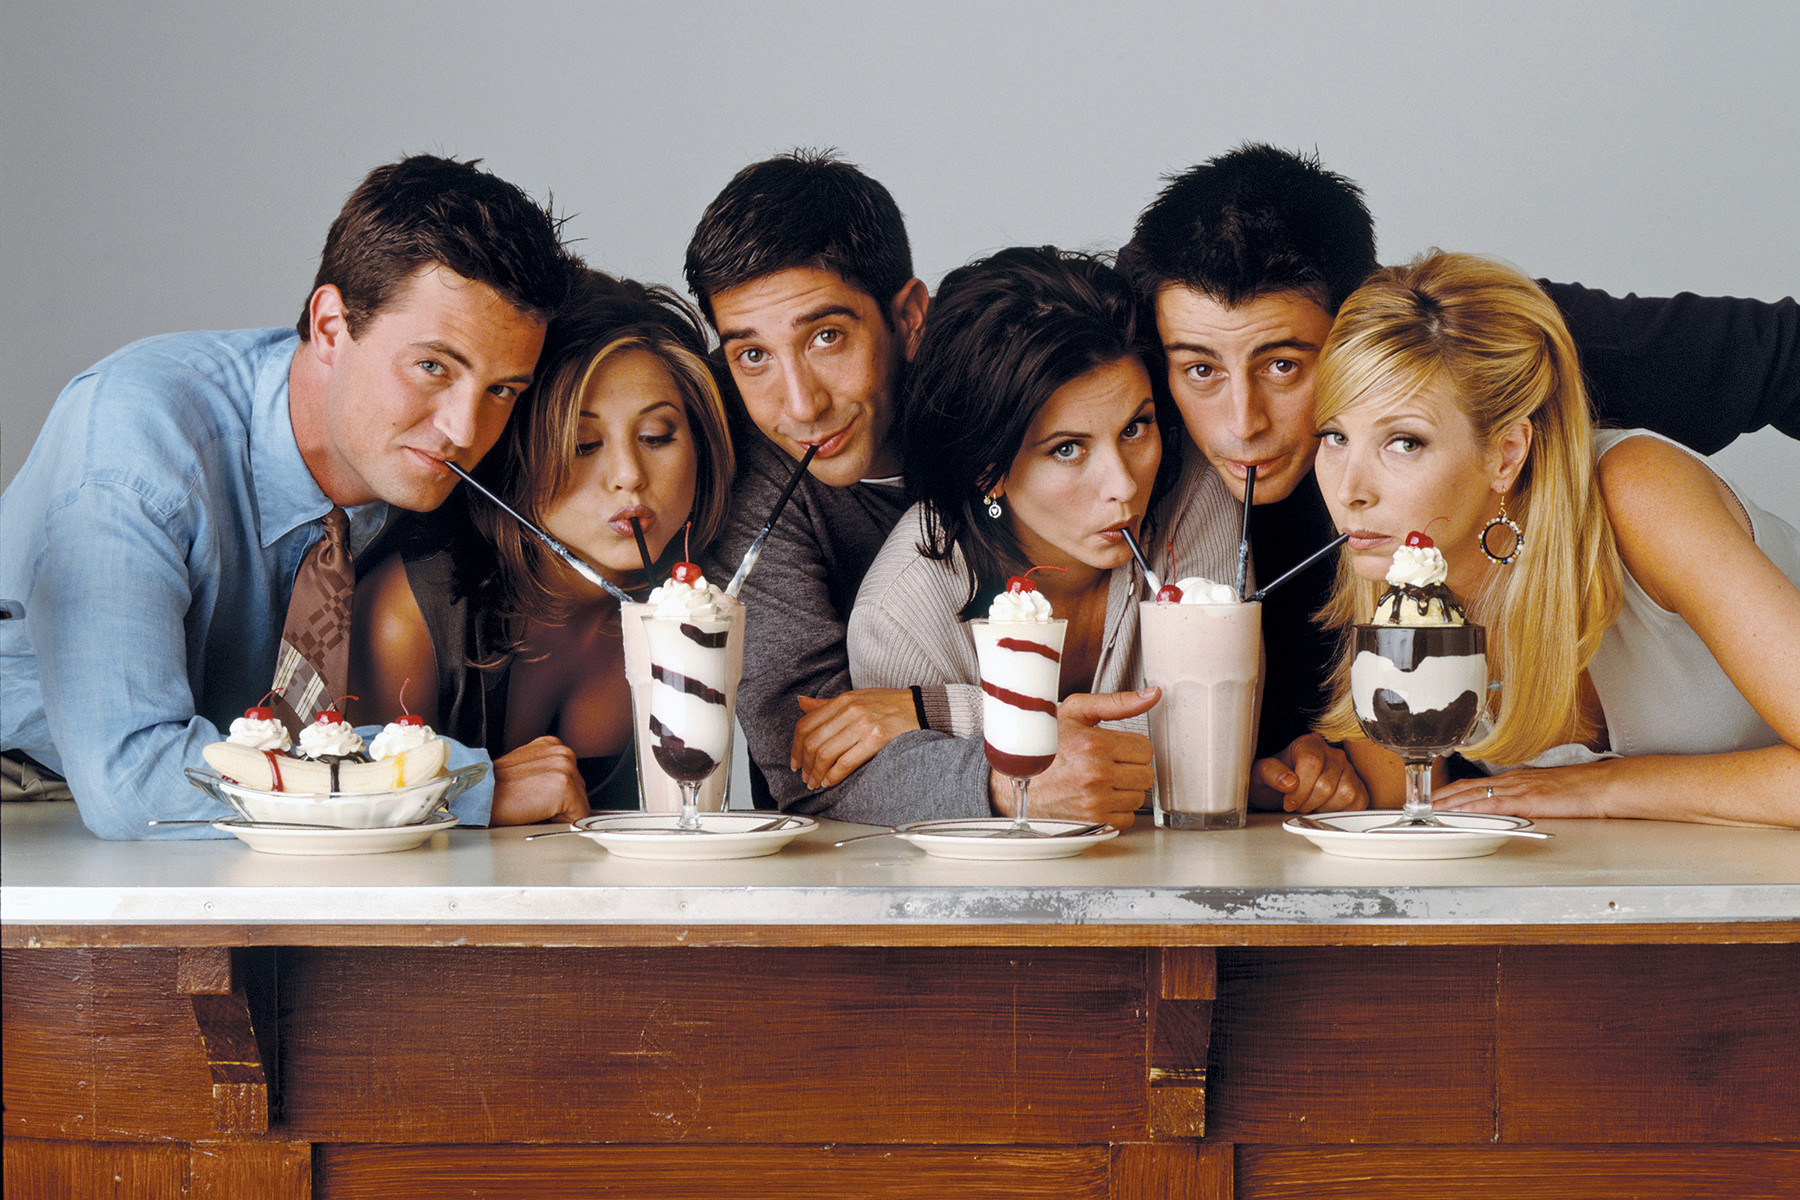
701 425 916 818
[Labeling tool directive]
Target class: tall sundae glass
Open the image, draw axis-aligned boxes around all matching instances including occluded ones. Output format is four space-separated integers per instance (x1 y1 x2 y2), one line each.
631 562 741 830
1351 533 1487 828
970 574 1067 838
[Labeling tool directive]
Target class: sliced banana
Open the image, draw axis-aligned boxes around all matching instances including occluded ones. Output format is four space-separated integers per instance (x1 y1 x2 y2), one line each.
202 739 448 793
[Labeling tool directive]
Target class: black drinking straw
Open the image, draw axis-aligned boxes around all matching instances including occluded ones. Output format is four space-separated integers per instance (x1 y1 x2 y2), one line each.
629 516 655 578
724 443 819 598
1119 526 1160 594
447 462 632 603
1234 465 1256 601
1246 532 1350 603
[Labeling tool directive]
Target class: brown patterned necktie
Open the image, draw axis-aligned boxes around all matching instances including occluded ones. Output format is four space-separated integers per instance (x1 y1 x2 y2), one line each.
269 507 352 734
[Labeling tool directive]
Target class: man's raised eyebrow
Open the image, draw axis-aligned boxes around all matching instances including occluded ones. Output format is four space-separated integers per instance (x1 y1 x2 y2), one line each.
1253 337 1321 357
409 338 534 385
410 339 474 370
1161 337 1320 358
719 304 863 346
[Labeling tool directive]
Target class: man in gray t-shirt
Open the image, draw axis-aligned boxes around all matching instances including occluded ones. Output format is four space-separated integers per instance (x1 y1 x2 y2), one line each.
687 151 1156 824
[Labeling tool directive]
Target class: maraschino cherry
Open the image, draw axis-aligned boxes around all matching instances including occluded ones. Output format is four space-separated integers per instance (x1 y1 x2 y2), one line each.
1404 530 1435 549
1004 564 1066 594
668 522 702 584
242 691 278 721
394 679 423 725
1156 583 1184 603
316 695 358 725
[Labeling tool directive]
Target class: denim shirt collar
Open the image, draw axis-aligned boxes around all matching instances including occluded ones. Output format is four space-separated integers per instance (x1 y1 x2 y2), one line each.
248 332 386 553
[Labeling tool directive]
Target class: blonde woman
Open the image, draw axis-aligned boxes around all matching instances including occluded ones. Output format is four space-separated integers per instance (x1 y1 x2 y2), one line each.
351 269 734 821
1312 252 1800 827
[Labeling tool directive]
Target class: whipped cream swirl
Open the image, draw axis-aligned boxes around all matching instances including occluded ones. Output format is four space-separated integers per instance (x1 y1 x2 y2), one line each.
297 716 366 760
1170 576 1241 605
988 587 1055 622
1386 543 1449 589
649 573 728 620
226 713 291 752
369 720 437 761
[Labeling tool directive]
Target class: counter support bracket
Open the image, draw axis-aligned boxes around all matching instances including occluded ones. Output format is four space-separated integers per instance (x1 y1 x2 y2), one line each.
177 946 278 1134
1148 946 1215 1138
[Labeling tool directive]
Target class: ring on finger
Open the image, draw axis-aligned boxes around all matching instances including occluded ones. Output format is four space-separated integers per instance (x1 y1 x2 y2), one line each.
1486 785 1495 800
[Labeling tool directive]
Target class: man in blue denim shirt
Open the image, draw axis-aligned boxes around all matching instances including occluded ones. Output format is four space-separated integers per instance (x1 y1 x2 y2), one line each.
0 155 587 838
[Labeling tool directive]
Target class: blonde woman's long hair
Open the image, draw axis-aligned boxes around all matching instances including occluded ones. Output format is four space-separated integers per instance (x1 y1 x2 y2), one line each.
1313 252 1623 765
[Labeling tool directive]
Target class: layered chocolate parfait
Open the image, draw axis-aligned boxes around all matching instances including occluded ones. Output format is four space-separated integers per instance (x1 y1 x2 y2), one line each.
1351 624 1487 758
1351 532 1487 764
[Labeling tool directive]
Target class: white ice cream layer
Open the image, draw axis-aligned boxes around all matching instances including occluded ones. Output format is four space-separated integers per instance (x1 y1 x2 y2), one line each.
226 714 291 752
369 721 437 760
645 615 733 763
297 718 365 759
1171 576 1241 605
1351 651 1487 721
972 620 1063 758
649 575 728 620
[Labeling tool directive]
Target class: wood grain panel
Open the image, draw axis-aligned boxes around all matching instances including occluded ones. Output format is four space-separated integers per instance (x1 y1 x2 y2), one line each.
2 1136 185 1199
1236 1144 1800 1198
278 946 1148 1144
315 1144 1109 1199
13 921 1798 951
1109 1142 1231 1200
188 1141 312 1199
1206 947 1498 1143
1497 944 1800 1142
1 950 220 1142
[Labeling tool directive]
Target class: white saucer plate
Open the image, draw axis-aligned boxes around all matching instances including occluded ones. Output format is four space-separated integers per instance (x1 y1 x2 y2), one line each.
213 813 459 855
893 818 1119 861
569 812 816 860
1283 811 1540 860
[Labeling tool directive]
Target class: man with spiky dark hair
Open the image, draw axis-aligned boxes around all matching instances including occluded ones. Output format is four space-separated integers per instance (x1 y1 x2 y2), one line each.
689 152 1157 824
1 154 583 837
1121 143 1799 813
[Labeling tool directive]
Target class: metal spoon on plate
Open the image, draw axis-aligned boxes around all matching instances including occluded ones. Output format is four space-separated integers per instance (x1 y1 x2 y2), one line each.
834 821 1111 847
1287 814 1551 839
526 815 801 840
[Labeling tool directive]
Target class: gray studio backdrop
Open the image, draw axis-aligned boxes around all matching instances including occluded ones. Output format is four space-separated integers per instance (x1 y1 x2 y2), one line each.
5 0 1797 526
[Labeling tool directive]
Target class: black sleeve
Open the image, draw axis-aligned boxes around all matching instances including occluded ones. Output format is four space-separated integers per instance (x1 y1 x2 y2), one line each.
1542 280 1800 454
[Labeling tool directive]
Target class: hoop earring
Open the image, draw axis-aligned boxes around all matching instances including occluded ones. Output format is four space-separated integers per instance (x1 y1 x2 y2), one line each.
1480 498 1524 565
985 493 1003 520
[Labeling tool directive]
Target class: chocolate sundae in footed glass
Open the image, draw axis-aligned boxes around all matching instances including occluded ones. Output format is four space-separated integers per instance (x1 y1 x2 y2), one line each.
1350 533 1488 829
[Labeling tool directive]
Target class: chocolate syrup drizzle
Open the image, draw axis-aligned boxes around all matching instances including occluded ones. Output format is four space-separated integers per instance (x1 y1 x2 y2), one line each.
1376 583 1468 625
650 663 727 705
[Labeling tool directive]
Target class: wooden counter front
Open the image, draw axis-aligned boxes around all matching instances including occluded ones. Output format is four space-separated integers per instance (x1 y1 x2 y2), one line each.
4 802 1797 1197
